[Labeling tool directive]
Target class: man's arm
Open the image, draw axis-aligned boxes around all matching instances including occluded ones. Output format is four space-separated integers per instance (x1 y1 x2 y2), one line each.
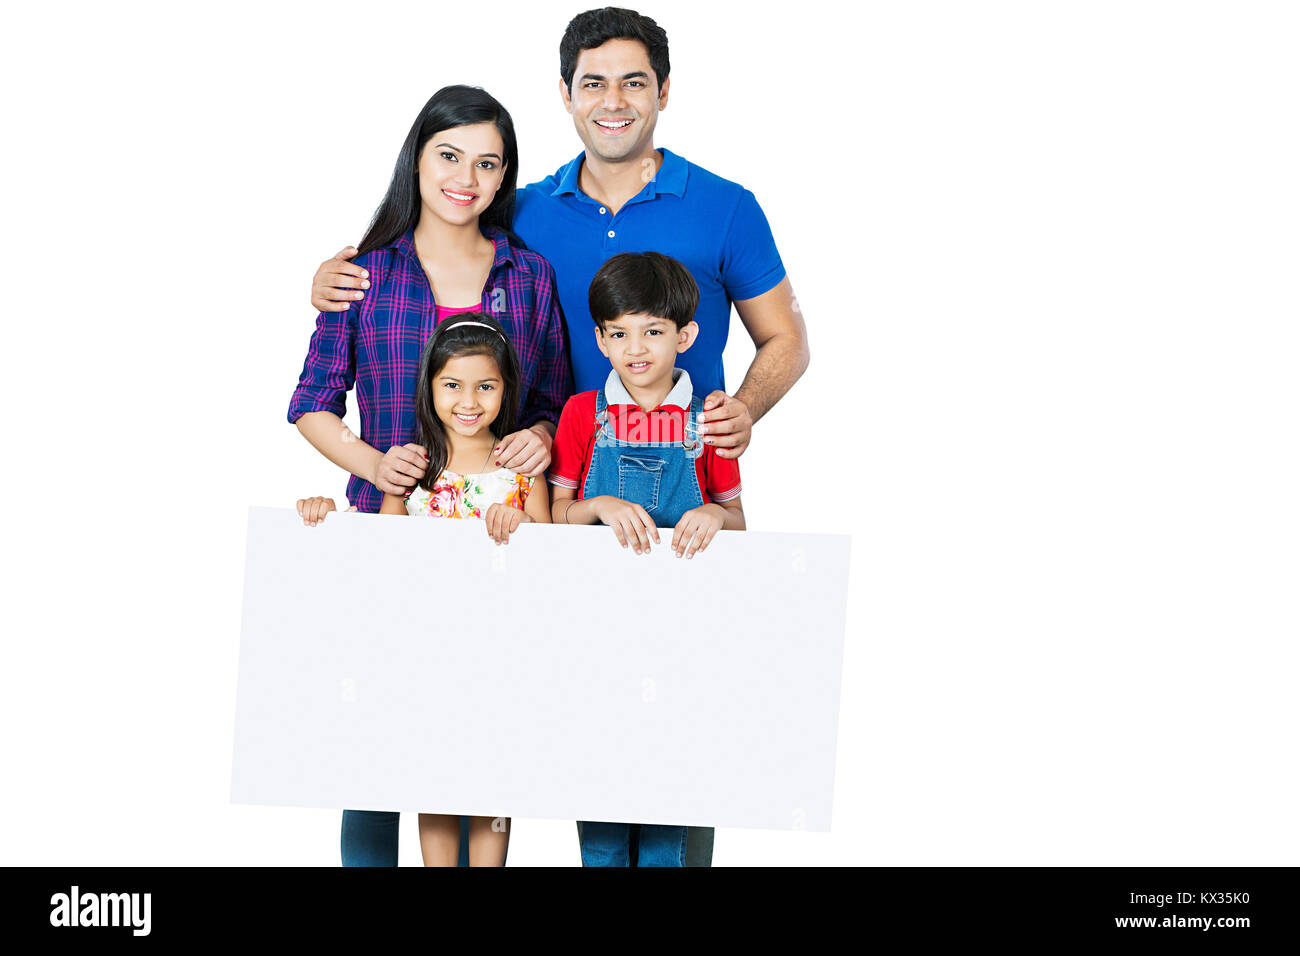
731 276 809 423
699 276 810 458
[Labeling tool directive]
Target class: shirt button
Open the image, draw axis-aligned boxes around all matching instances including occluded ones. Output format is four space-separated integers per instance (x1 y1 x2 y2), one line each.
607 230 615 238
599 207 607 214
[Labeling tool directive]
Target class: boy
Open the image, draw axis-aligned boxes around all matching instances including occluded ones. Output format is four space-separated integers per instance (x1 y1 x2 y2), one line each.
548 251 746 866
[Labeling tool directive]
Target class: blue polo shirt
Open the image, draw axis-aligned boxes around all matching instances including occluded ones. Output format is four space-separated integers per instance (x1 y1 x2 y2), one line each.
513 147 786 397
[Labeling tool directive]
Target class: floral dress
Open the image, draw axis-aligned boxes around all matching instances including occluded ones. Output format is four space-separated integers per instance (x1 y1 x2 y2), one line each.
403 467 534 518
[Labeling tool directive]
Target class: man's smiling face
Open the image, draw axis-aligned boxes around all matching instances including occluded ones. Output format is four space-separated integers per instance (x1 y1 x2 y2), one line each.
560 37 669 164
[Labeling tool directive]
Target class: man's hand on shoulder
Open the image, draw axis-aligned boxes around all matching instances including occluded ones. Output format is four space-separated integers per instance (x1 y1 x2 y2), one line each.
697 391 752 459
311 246 370 313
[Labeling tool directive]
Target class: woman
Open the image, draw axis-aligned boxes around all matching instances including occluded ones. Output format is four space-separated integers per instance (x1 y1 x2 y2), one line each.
287 85 573 866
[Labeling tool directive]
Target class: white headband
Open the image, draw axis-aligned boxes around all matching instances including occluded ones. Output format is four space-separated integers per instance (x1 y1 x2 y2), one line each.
440 319 508 344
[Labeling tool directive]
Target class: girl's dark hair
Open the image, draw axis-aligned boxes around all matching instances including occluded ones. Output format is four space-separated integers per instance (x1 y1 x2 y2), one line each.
560 7 670 93
589 251 699 330
356 85 522 256
412 314 522 493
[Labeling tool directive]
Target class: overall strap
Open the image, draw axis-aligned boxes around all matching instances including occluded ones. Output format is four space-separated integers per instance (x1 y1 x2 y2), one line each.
684 394 704 452
593 387 610 441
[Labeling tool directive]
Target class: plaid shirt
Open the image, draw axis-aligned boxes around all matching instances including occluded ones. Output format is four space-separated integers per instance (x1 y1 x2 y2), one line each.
287 226 574 513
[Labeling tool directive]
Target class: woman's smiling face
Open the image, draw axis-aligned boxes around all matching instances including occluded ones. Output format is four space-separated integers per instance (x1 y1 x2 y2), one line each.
417 122 507 227
432 351 503 439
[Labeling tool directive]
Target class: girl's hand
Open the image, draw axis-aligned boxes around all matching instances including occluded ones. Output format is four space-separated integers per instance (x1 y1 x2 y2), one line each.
593 496 660 555
672 504 726 559
372 443 428 495
297 496 347 526
493 428 551 477
485 502 530 544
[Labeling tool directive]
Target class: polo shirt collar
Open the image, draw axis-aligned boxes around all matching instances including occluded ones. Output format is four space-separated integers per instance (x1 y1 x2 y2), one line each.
392 225 516 271
604 367 693 410
551 151 585 196
652 147 687 197
551 147 688 200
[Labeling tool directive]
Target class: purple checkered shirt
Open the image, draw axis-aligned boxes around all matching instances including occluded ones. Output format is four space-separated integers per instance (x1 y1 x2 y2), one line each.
287 225 574 513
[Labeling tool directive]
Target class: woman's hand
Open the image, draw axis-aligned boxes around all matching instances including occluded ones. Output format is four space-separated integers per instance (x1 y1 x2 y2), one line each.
493 427 551 477
592 496 660 555
311 246 369 313
296 496 356 526
371 443 428 495
484 502 530 544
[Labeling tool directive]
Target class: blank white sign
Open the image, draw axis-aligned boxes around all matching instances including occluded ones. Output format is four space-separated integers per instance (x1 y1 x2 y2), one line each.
231 507 851 831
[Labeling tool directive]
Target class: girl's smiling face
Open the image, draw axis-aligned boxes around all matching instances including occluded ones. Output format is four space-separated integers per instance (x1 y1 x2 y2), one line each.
432 351 503 438
417 122 507 227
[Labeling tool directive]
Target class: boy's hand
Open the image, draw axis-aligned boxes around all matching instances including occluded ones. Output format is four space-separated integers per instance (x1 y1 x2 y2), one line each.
297 496 356 526
672 504 726 558
592 496 660 555
485 502 530 544
311 246 369 313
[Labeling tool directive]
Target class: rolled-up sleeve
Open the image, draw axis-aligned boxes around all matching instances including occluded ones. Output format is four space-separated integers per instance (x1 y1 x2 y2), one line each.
520 262 575 430
287 305 357 424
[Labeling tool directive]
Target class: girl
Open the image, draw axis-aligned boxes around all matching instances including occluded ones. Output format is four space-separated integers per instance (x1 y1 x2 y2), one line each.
287 84 572 866
298 314 551 866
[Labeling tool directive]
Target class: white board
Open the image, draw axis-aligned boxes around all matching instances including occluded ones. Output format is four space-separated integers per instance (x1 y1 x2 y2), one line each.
231 507 851 831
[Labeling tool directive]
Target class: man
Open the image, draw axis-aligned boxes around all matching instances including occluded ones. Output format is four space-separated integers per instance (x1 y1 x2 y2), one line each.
309 7 809 866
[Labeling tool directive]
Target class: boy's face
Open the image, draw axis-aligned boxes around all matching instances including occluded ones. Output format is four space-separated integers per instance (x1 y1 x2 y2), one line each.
432 352 503 439
560 38 668 164
595 313 698 387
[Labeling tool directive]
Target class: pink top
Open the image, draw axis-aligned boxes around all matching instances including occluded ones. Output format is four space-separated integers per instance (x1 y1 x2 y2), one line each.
435 304 481 323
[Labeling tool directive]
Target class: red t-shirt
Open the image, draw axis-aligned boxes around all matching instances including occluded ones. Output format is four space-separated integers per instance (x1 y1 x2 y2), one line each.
548 369 742 504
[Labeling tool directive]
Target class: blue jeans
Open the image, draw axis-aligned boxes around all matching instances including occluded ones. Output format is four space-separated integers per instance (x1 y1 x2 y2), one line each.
572 823 713 866
340 811 482 867
578 821 688 867
684 826 714 867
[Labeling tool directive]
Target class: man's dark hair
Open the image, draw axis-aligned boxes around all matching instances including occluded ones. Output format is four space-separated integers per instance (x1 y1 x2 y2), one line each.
589 252 699 330
560 7 670 94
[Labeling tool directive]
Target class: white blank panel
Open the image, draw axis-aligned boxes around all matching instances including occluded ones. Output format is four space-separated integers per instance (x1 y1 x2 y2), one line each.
231 507 850 831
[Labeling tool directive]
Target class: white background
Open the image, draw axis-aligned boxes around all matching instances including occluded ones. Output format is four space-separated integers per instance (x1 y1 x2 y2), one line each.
2 0 1297 865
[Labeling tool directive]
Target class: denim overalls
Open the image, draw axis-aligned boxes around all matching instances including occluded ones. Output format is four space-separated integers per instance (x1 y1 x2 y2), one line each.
583 385 707 524
575 383 706 867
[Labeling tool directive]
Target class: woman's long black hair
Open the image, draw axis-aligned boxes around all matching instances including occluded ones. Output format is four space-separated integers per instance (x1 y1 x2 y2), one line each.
356 85 522 256
412 313 522 493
